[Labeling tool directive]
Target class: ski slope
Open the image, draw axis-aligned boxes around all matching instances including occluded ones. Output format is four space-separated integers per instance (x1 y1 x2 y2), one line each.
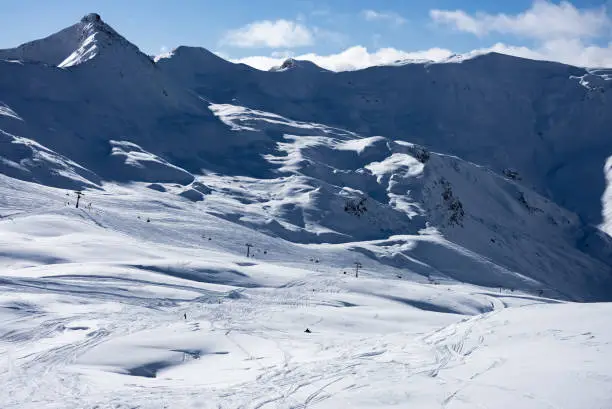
1 175 611 409
1 13 612 408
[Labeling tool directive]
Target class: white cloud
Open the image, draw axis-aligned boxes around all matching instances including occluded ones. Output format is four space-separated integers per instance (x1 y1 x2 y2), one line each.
222 1 612 71
362 10 406 26
226 39 612 72
485 40 612 67
222 19 314 48
231 46 454 71
426 1 612 68
232 55 289 70
430 1 610 40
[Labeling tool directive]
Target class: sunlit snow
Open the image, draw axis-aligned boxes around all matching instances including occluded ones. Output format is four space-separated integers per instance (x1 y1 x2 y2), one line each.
0 12 612 409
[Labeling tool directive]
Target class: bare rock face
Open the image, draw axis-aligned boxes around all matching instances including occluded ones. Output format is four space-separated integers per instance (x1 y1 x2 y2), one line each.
440 180 465 227
81 13 102 23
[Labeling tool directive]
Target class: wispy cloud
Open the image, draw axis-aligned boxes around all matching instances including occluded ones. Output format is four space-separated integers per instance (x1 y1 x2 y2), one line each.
312 27 348 46
362 10 406 26
430 0 610 40
222 19 314 48
227 40 612 72
270 50 295 58
481 40 612 68
310 8 331 17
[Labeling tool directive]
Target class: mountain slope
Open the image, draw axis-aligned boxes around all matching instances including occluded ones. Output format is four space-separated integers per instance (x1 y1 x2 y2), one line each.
201 103 612 300
0 15 273 185
0 21 83 65
158 51 612 230
1 14 611 301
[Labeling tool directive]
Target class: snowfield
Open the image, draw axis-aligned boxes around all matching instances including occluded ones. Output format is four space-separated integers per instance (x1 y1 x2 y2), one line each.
1 12 612 409
1 175 611 409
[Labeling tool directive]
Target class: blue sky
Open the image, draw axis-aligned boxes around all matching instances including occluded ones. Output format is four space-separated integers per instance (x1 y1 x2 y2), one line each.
2 0 612 70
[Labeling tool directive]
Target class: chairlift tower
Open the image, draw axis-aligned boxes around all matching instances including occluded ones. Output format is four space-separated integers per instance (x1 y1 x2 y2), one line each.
354 262 362 278
74 191 84 209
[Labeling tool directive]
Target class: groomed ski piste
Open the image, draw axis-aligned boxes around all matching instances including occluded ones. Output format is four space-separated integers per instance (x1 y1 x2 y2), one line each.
2 172 612 409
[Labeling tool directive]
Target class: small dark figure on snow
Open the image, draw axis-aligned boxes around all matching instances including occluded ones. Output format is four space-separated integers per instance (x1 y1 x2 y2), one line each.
183 313 187 320
304 328 311 333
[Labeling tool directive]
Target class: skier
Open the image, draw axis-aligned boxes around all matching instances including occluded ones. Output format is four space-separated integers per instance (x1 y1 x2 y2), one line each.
184 313 187 320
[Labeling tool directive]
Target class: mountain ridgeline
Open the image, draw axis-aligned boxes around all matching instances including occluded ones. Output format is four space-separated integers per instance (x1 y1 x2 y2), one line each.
1 13 612 301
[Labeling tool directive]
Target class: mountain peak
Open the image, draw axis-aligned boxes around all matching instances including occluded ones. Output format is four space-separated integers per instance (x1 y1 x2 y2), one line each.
59 13 149 68
269 58 329 73
160 46 227 62
155 46 255 75
0 12 151 68
81 12 102 24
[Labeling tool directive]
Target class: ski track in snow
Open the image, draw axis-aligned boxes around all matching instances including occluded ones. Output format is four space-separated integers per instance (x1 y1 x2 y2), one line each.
0 177 610 408
0 14 612 407
0 114 610 406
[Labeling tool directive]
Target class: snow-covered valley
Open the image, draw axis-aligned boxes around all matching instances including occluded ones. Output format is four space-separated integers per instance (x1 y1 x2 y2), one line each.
2 175 611 409
1 13 612 408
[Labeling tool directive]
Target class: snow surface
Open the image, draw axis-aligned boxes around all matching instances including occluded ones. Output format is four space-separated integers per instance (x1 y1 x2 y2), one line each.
1 175 611 408
1 13 612 408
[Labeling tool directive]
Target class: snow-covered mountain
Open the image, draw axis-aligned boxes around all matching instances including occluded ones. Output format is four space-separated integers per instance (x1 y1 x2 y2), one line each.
160 50 612 229
269 58 330 73
0 13 147 68
1 14 612 408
